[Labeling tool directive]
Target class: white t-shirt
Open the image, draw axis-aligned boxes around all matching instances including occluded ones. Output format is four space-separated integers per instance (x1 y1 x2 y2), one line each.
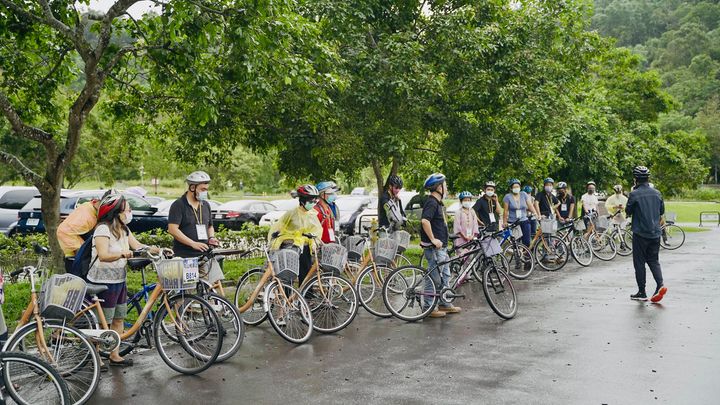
87 223 129 284
581 193 599 213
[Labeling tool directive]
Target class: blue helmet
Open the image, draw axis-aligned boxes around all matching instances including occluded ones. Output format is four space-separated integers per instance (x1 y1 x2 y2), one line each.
543 177 554 185
458 191 473 200
508 178 521 187
423 173 446 190
316 181 340 194
523 185 533 193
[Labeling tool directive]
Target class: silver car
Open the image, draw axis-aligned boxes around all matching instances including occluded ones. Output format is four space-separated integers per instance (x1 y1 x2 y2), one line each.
0 186 38 235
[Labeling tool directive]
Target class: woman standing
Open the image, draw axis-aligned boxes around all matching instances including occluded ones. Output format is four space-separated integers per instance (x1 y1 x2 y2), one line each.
453 191 479 249
503 179 539 247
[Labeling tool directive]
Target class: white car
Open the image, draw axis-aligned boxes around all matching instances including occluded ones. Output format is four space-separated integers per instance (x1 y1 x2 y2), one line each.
153 199 221 216
258 199 299 226
347 191 418 235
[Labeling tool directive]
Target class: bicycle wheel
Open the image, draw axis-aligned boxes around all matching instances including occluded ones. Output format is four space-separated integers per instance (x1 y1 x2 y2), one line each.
570 235 593 266
153 293 223 375
533 235 569 271
393 253 412 268
590 232 617 261
613 229 633 256
502 242 534 279
4 321 101 405
265 280 313 344
205 292 244 362
660 224 685 250
482 261 517 319
355 264 393 317
301 275 358 334
2 350 71 405
382 266 436 322
234 267 268 326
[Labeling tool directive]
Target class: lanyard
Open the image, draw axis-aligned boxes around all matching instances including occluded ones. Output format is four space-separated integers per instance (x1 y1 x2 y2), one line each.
486 197 494 213
545 193 553 210
193 202 203 225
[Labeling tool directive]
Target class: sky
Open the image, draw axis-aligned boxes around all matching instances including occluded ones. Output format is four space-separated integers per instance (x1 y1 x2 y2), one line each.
82 0 160 18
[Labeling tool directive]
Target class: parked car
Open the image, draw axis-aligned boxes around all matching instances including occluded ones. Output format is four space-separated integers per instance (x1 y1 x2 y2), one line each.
258 199 299 226
336 196 375 235
349 191 419 234
213 200 277 230
16 190 166 235
153 199 221 216
0 186 38 235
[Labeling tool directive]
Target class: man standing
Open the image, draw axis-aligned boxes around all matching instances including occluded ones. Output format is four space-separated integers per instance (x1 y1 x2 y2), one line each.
534 178 561 219
168 171 219 257
473 181 502 232
556 182 575 222
625 166 667 303
420 173 461 318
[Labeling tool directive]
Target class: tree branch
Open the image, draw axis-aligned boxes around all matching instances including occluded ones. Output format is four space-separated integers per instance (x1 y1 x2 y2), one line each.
38 47 72 87
0 150 45 187
0 0 42 24
36 0 90 57
0 91 54 145
96 0 144 57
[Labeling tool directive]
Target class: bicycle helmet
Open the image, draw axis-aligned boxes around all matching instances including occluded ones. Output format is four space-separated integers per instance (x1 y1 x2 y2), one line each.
423 173 446 190
543 177 554 185
557 182 568 189
523 185 533 194
98 194 126 222
586 180 596 186
507 178 521 187
484 181 496 189
613 184 623 192
633 165 650 179
186 171 211 185
458 191 473 200
387 175 403 188
316 181 340 194
295 184 320 199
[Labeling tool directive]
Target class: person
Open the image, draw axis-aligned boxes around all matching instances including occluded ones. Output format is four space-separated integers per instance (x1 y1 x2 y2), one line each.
378 175 407 232
556 182 575 222
524 185 538 236
534 178 561 220
269 185 323 286
419 173 460 318
168 171 219 257
503 179 538 247
87 194 159 367
473 181 502 232
453 191 479 248
626 166 667 303
58 189 116 272
315 181 340 243
605 185 628 221
580 181 600 227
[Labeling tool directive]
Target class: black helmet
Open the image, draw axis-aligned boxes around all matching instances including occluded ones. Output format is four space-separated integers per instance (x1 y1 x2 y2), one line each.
387 175 403 188
633 165 650 179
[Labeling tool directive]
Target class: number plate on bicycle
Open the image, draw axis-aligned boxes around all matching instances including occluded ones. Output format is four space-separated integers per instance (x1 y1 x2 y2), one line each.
183 258 199 283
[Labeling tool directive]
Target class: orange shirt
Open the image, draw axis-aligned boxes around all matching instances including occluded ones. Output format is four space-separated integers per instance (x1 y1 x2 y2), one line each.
57 202 98 257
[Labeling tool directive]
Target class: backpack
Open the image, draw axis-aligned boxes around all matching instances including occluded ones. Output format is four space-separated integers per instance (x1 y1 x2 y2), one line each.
69 232 97 280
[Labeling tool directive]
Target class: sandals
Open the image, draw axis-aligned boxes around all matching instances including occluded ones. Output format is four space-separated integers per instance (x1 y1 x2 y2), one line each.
109 358 134 367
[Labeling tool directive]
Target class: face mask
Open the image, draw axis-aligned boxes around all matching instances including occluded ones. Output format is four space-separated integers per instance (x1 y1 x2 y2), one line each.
121 212 132 224
304 201 317 211
485 190 495 197
441 184 448 199
544 186 553 193
558 190 565 195
326 194 337 204
615 191 622 195
196 191 209 201
462 201 472 209
588 188 595 194
512 187 520 194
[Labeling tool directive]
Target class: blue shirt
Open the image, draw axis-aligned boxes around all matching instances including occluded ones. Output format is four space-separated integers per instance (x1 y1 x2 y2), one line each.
504 192 532 222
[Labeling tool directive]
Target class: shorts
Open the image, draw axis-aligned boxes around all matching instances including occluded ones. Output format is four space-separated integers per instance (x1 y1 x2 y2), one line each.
97 282 128 321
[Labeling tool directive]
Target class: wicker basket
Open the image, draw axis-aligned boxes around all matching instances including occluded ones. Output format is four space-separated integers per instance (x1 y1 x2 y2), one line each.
320 243 348 275
156 258 199 291
374 237 398 265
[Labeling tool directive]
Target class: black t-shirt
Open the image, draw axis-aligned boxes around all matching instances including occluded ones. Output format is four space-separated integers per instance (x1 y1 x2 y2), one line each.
535 192 559 217
168 195 213 258
420 196 448 246
473 196 499 229
557 194 575 219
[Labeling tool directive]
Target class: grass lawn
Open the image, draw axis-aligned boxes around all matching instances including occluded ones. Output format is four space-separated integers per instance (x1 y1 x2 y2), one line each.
665 201 720 224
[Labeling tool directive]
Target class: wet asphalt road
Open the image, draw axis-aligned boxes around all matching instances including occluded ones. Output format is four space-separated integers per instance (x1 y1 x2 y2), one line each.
92 228 720 404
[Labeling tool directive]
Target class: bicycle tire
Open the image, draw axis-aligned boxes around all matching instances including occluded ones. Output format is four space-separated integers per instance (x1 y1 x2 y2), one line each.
393 253 412 268
482 263 517 319
301 275 358 334
3 321 101 405
382 266 436 322
2 350 71 405
234 267 268 326
570 235 593 266
355 264 394 318
660 224 685 250
533 235 569 271
612 229 633 256
204 292 244 362
502 242 535 279
590 232 617 261
265 281 313 344
153 293 223 375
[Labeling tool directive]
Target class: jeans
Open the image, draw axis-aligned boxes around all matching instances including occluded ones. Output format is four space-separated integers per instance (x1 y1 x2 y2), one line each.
423 248 451 309
519 220 532 247
632 234 663 293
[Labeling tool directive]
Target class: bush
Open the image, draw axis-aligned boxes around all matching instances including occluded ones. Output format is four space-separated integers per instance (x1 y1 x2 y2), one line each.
678 187 720 201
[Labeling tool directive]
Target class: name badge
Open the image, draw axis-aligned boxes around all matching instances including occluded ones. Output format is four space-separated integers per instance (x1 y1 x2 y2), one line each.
196 224 208 240
328 227 335 242
489 213 496 223
515 209 522 219
561 203 567 211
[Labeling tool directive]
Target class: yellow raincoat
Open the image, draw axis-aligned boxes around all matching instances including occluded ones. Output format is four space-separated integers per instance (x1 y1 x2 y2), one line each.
268 206 323 250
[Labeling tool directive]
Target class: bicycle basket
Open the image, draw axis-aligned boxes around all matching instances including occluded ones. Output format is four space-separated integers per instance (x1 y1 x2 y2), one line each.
41 274 87 320
511 226 523 239
481 237 502 257
595 216 610 232
540 219 558 235
393 230 411 253
343 235 365 262
156 257 199 291
320 243 348 275
574 220 586 231
665 212 676 223
373 237 398 265
269 248 301 278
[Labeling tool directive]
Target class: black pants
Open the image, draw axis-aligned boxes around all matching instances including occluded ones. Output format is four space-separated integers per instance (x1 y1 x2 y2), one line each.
632 234 663 293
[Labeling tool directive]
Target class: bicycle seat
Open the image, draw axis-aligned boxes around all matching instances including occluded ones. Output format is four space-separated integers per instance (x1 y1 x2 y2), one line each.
449 234 461 240
127 258 152 270
86 283 109 295
33 243 50 256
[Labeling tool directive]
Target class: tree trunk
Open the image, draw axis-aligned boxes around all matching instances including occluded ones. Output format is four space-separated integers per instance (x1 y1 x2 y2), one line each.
40 184 64 272
371 160 385 211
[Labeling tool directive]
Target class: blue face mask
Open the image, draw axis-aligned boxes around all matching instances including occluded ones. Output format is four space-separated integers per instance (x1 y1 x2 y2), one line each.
197 191 209 201
304 201 317 211
326 194 337 204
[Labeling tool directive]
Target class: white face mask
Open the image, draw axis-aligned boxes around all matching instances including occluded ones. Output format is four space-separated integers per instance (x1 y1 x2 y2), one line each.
121 212 132 224
544 186 553 193
462 201 472 209
512 187 520 194
485 190 495 197
197 191 209 201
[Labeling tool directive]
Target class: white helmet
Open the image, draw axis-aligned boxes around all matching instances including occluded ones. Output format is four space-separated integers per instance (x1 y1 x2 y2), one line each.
186 171 211 185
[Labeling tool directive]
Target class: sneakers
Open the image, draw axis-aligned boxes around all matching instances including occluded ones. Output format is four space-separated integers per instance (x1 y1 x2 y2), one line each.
651 286 668 303
439 306 462 314
630 291 648 301
429 310 447 318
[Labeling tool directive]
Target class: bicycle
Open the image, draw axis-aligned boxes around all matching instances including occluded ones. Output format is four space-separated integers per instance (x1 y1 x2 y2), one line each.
604 211 633 257
555 216 594 267
6 244 101 405
382 229 517 321
68 248 225 375
529 216 570 271
0 350 71 405
585 212 617 261
498 220 535 279
660 214 685 250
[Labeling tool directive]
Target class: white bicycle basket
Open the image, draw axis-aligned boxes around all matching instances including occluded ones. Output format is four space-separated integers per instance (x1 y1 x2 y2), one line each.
343 235 365 262
269 248 301 278
41 274 87 319
540 219 558 235
156 257 199 291
320 243 348 275
392 230 411 253
374 237 398 265
481 237 502 257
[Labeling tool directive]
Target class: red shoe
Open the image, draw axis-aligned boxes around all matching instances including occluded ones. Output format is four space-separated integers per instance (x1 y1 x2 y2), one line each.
650 286 668 303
